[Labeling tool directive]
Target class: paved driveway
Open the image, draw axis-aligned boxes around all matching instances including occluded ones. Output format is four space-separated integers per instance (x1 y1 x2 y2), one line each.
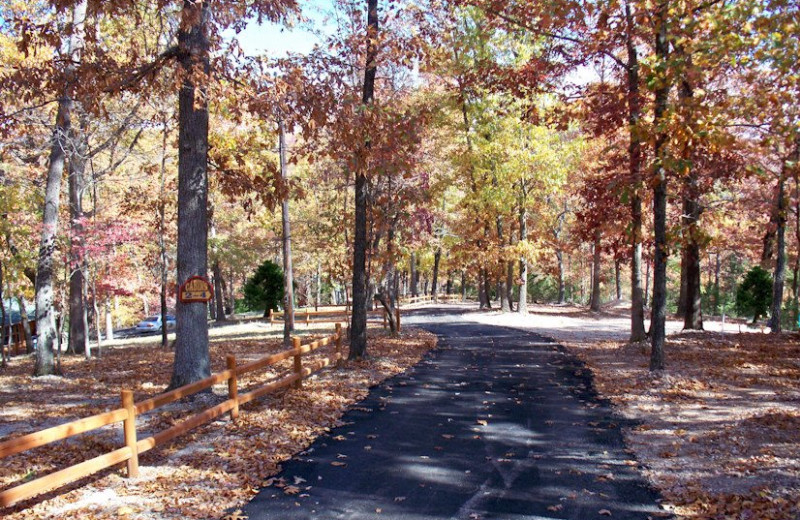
240 314 669 519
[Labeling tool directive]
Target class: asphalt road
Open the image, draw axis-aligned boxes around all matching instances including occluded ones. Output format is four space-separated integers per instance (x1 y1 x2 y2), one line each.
239 312 669 520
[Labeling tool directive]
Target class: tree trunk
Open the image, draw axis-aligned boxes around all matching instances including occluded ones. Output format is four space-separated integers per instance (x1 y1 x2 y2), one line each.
483 268 492 308
677 250 688 317
677 56 703 331
90 271 102 353
68 130 88 356
212 262 225 321
170 0 211 388
497 277 508 311
625 0 647 342
650 3 670 370
768 175 787 333
614 258 622 300
793 172 800 327
682 169 704 329
518 194 529 313
713 252 721 316
590 230 602 312
377 218 399 333
478 267 487 308
496 218 510 313
34 1 87 376
278 118 295 344
228 268 235 316
409 253 417 297
159 118 170 347
680 60 703 331
684 239 703 329
556 249 565 303
16 296 33 353
1 259 7 367
104 295 114 341
461 270 467 302
768 143 798 332
431 247 441 301
140 293 151 318
349 0 378 360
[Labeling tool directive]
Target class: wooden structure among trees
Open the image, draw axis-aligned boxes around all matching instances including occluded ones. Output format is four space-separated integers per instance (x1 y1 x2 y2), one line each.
0 324 344 508
1 322 36 357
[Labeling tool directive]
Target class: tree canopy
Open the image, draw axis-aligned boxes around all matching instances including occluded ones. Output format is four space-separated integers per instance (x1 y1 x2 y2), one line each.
0 0 796 377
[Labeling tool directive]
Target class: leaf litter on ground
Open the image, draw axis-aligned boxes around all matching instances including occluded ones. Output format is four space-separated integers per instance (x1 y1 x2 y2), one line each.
0 325 436 519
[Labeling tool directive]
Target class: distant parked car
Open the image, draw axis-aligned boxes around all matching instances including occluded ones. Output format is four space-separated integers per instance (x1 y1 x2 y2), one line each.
135 315 176 333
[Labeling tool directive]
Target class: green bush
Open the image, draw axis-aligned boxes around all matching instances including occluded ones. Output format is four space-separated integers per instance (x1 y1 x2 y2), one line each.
243 260 285 317
528 273 559 303
735 265 772 324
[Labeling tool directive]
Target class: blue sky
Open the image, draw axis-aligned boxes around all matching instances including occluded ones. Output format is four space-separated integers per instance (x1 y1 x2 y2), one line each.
235 0 337 58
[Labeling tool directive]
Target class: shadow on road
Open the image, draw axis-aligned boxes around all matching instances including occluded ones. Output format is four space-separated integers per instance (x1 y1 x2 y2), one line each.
239 310 670 520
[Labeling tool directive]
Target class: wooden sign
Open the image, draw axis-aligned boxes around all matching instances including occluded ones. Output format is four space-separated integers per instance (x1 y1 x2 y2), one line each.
179 276 213 303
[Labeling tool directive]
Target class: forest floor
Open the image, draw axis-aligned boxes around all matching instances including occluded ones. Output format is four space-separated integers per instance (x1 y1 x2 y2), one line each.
2 304 798 520
0 321 437 520
468 302 800 520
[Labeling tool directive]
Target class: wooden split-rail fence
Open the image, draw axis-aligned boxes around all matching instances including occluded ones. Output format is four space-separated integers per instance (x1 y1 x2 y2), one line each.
268 294 462 329
0 324 345 509
269 306 402 331
399 294 462 305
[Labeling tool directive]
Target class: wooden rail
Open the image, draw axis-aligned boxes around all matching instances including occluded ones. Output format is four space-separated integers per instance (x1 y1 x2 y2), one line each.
0 323 345 508
268 306 392 328
400 294 461 305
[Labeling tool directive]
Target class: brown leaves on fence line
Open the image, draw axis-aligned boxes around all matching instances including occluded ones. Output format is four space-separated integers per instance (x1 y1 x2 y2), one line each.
0 326 437 519
560 331 800 520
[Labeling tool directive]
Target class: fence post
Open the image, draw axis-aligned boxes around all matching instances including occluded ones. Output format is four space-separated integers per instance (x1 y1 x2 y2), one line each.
335 323 343 368
226 355 239 421
396 307 401 332
121 390 139 478
292 337 302 389
269 308 274 326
